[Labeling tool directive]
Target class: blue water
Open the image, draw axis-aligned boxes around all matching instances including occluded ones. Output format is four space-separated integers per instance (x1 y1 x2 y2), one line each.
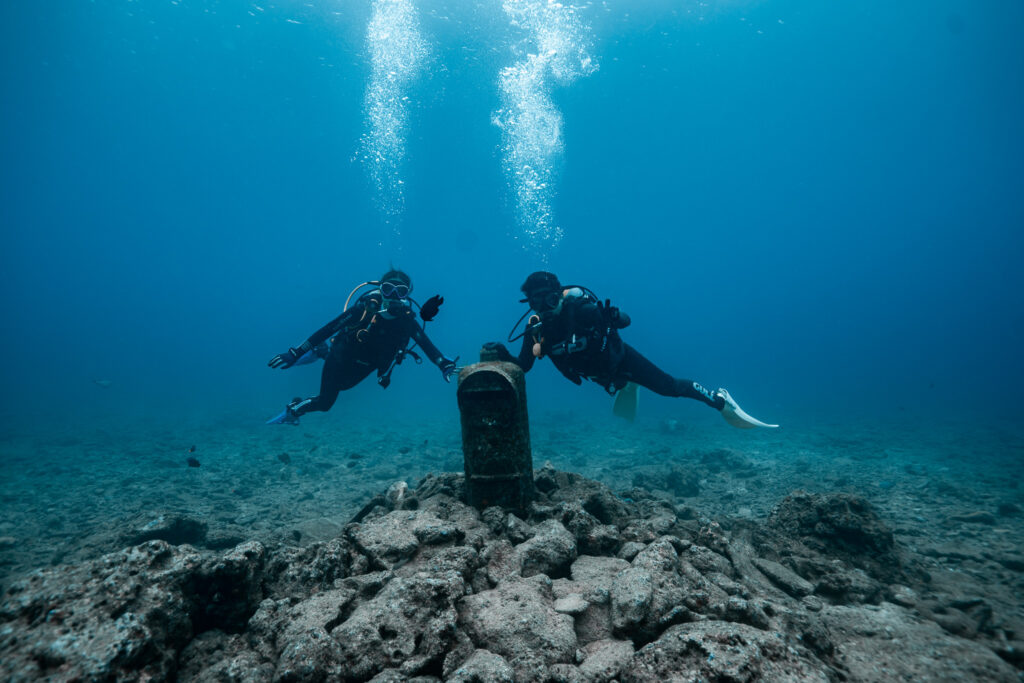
1 0 1022 432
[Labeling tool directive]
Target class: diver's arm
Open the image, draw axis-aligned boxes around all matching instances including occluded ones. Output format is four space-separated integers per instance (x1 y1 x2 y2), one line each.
411 323 444 366
308 304 362 347
515 334 537 372
268 305 361 369
576 299 630 332
411 322 458 382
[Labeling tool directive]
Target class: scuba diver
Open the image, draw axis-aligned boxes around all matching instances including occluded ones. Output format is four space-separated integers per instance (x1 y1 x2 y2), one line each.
266 269 458 425
487 271 777 429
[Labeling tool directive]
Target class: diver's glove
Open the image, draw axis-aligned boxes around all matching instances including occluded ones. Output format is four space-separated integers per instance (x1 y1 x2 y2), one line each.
439 356 459 383
420 295 444 322
268 348 302 369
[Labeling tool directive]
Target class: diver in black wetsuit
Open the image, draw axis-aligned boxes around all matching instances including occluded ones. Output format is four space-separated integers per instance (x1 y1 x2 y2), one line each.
266 269 457 425
488 271 777 428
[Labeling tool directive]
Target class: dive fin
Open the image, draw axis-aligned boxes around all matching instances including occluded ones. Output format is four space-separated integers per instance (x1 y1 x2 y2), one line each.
613 382 639 423
716 389 778 429
266 407 300 426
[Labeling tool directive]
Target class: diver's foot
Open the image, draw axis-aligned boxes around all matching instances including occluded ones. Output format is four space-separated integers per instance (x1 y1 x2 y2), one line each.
266 403 300 426
715 388 779 429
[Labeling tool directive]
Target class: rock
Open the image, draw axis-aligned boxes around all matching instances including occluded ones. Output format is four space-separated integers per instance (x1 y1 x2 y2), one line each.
458 575 577 676
504 513 535 545
950 511 997 525
400 545 479 583
559 503 620 555
698 448 755 474
203 528 249 550
447 649 515 683
331 571 464 680
814 565 882 604
997 554 1024 572
514 519 577 579
579 639 634 682
543 472 635 529
0 541 204 682
920 542 986 563
610 538 704 640
632 466 700 498
2 465 1018 683
888 584 918 607
570 555 630 591
546 663 586 682
716 596 771 630
821 602 1017 681
768 491 901 582
346 510 460 570
123 513 208 546
285 517 344 545
553 594 589 615
685 544 733 576
996 502 1021 517
191 541 266 633
616 542 645 562
177 631 273 682
385 480 416 511
624 621 831 682
262 538 353 599
275 626 345 681
752 558 813 597
992 640 1024 667
481 540 520 586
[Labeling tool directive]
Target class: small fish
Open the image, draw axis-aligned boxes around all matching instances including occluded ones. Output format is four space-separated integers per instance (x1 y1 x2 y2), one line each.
188 445 196 453
278 453 291 465
93 379 113 388
186 457 200 468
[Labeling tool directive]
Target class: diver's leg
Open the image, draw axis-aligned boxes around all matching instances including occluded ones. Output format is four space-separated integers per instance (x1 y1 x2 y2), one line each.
617 344 725 409
292 353 373 416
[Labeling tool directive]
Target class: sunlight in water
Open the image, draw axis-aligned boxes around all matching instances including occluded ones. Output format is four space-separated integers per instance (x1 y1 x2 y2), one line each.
494 0 598 254
361 0 429 221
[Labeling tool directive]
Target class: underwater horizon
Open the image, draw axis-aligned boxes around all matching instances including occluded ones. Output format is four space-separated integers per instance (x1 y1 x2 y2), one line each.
1 0 1023 444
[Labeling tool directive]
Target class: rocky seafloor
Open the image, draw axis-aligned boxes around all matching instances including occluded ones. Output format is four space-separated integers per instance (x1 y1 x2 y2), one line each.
1 412 1022 681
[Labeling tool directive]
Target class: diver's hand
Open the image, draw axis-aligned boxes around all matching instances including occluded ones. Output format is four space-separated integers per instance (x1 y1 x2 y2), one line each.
439 356 459 383
268 348 301 369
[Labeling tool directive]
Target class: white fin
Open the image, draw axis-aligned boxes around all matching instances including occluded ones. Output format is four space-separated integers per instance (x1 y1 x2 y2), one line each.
717 388 778 429
613 382 639 422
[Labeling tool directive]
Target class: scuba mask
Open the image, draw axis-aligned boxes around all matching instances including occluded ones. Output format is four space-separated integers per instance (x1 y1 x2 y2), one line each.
378 280 412 319
526 290 562 313
380 281 410 299
526 286 585 314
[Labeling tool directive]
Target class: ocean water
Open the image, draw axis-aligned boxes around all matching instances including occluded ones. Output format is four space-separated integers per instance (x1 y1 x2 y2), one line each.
1 1 1023 587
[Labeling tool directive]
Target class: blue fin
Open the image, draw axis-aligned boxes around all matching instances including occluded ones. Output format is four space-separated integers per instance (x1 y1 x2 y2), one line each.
266 408 299 425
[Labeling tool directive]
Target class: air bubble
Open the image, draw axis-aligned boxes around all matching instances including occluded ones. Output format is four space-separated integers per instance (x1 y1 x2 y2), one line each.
494 0 598 253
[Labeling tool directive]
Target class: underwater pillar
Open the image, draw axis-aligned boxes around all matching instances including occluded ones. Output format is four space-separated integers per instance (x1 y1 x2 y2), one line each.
456 347 535 513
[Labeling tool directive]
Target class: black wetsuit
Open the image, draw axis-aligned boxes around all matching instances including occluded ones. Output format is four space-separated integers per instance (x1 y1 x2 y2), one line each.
291 293 446 416
506 291 724 409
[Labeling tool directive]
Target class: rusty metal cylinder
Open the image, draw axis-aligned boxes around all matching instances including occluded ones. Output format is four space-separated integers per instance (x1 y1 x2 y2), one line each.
456 354 534 512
